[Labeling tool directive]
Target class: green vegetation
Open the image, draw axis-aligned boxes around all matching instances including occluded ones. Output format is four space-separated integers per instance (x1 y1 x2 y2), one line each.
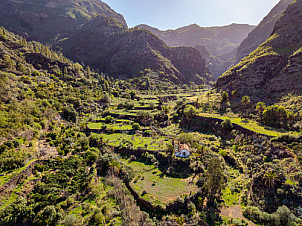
0 20 302 226
120 158 199 204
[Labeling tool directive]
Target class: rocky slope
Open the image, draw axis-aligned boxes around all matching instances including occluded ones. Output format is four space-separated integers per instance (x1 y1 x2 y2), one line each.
216 0 302 99
0 0 127 43
60 16 212 84
234 0 293 64
138 23 255 78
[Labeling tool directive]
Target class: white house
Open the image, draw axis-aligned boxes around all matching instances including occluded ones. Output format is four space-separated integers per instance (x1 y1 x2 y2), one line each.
175 143 191 158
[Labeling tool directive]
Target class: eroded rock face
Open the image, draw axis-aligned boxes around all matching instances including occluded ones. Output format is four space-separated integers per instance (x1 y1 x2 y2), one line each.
234 0 293 65
216 0 302 99
61 16 211 84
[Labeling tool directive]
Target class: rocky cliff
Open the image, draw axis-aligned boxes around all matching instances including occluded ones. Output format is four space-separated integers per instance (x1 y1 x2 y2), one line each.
234 0 293 64
60 16 212 84
216 0 302 99
0 0 127 43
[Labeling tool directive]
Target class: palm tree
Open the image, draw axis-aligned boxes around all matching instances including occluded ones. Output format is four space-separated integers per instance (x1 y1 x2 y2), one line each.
256 102 266 121
263 171 279 188
241 96 251 111
206 92 211 102
109 160 121 176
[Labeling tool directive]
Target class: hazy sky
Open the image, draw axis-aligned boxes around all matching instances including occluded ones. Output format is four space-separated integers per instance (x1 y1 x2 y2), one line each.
102 0 280 30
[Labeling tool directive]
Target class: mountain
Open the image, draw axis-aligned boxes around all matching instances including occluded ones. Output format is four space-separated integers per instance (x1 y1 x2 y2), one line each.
137 23 255 57
234 0 293 64
137 23 255 78
0 0 212 85
216 0 302 99
0 0 127 43
60 16 212 84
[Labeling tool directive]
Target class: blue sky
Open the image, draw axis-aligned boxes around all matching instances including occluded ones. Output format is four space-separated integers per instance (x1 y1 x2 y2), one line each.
102 0 279 30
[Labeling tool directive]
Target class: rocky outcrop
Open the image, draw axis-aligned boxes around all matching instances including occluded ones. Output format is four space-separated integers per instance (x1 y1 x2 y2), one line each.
216 0 302 99
61 16 212 84
234 0 293 64
0 0 127 43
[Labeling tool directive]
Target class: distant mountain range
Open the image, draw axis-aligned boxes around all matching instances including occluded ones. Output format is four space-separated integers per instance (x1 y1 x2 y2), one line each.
137 23 255 78
216 0 301 99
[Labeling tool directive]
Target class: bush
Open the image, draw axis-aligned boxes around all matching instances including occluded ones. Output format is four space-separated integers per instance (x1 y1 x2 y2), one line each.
132 123 140 130
221 118 233 131
104 115 114 124
62 107 78 123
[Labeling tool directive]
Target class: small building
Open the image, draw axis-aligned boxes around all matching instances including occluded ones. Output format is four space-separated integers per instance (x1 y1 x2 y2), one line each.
175 143 191 158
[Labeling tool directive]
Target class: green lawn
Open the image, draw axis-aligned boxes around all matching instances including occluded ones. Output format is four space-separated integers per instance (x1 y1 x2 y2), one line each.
120 159 199 204
198 113 298 137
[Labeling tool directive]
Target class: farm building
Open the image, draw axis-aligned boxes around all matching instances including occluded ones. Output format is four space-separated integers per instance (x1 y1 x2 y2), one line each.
175 143 191 158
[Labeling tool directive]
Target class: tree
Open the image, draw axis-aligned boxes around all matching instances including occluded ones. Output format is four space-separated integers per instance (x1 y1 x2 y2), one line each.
221 91 229 103
33 205 62 226
149 102 155 110
183 105 196 119
206 92 211 102
262 105 288 127
0 54 16 69
231 90 239 99
241 96 250 111
89 134 104 149
130 90 136 100
101 94 110 105
203 158 226 203
62 107 78 123
273 205 295 226
263 171 279 188
132 123 140 130
256 102 266 120
221 118 233 131
277 106 288 124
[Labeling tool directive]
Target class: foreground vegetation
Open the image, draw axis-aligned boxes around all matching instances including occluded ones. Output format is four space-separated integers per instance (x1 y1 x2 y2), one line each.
0 27 302 226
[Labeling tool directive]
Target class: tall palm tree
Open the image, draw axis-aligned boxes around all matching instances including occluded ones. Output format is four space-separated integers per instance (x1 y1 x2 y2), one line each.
263 171 279 188
241 96 251 112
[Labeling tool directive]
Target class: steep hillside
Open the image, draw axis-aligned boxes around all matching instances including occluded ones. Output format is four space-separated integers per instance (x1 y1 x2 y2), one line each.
60 16 212 85
216 0 302 99
0 0 126 43
234 0 293 64
137 23 255 57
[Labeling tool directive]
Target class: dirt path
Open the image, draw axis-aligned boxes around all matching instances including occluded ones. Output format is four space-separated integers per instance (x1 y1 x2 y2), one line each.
220 172 256 226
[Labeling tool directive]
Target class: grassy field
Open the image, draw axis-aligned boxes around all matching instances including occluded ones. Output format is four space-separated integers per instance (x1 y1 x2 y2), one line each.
102 133 169 151
120 159 199 205
87 122 133 131
198 113 299 137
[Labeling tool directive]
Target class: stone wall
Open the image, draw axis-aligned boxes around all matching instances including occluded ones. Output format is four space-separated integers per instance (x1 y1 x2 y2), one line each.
0 160 45 197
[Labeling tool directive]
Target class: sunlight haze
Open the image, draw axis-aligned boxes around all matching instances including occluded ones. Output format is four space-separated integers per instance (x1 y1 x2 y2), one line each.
103 0 280 29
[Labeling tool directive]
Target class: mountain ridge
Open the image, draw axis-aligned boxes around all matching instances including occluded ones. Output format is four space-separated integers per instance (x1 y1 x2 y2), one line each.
216 0 302 99
234 0 293 64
